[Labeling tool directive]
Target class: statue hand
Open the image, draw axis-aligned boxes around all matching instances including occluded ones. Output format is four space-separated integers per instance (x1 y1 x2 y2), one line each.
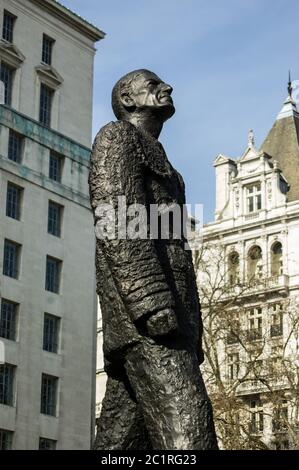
147 308 178 337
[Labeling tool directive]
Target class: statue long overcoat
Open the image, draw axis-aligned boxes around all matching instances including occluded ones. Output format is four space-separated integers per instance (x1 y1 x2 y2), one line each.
89 120 203 372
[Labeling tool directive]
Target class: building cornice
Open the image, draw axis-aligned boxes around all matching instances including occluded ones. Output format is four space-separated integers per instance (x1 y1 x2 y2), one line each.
0 154 90 208
29 0 105 42
203 210 299 241
0 104 91 165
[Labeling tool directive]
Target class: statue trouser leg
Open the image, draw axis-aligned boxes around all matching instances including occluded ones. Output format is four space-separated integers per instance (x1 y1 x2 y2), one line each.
94 371 152 450
124 337 218 450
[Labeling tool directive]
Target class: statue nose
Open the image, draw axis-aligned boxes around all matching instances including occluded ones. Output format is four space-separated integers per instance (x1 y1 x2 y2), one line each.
163 84 173 95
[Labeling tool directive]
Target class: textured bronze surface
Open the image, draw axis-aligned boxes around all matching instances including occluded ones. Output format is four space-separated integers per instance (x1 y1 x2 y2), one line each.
89 70 218 450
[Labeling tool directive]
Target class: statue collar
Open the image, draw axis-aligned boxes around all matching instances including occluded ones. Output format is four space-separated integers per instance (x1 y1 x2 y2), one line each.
136 127 173 178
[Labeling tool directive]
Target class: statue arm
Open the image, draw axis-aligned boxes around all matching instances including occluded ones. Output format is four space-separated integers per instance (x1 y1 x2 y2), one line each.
89 121 177 335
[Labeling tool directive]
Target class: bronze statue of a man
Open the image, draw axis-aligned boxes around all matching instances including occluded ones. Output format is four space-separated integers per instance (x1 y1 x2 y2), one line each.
89 69 218 450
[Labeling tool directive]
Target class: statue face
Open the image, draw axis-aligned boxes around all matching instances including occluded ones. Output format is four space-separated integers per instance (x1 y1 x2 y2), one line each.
123 71 175 120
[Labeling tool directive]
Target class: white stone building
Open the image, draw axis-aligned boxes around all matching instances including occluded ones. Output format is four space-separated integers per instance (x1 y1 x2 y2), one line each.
95 303 106 419
0 0 104 450
199 84 299 449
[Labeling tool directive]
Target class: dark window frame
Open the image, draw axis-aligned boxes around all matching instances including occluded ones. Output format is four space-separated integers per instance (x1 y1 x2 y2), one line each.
45 256 61 294
40 374 58 416
48 201 62 237
42 34 55 65
39 437 56 450
249 400 264 434
6 182 23 220
0 62 14 106
39 83 53 127
2 10 16 43
0 364 15 406
0 429 13 450
0 299 17 341
43 313 60 354
3 239 21 279
8 130 23 163
49 152 63 182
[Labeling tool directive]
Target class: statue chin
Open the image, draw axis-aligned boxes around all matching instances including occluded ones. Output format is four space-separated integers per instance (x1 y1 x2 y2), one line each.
138 103 175 122
156 103 176 121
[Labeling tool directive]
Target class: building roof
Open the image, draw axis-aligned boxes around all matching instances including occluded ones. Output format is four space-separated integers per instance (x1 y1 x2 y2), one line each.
30 0 105 42
260 94 299 202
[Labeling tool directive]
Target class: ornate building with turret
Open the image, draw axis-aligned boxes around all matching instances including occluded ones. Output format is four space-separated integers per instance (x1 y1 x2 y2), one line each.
198 81 299 449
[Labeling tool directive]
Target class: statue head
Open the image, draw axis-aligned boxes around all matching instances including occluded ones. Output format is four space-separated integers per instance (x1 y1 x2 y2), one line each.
111 69 175 123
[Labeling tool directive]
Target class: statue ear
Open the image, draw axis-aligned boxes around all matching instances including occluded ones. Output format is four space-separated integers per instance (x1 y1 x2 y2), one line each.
120 91 135 109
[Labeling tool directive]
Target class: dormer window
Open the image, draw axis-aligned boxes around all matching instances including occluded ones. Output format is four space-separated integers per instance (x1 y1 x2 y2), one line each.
246 183 261 213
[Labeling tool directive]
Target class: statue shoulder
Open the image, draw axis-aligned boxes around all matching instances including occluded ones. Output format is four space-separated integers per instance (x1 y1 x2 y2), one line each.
93 120 139 151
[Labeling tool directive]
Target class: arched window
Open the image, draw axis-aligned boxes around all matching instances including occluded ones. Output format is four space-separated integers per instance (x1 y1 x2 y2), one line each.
271 242 283 276
228 251 240 285
247 246 262 281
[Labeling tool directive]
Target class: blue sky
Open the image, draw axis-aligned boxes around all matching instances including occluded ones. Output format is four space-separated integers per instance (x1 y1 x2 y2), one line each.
62 0 299 222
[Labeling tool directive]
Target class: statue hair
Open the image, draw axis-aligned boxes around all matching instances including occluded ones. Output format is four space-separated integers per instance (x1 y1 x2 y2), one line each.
111 69 153 120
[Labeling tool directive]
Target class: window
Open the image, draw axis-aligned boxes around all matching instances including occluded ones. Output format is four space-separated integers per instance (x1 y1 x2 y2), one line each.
227 313 240 345
49 152 63 182
246 183 262 213
45 256 61 294
271 242 283 276
228 353 239 381
48 201 62 237
40 374 58 416
39 437 56 450
8 130 23 163
248 359 263 385
2 11 16 42
0 364 15 406
228 251 240 286
248 307 262 340
3 240 20 279
43 314 60 353
274 438 289 450
6 182 23 220
272 401 288 432
227 331 238 344
0 429 13 450
271 346 283 375
270 304 283 337
0 299 17 341
249 399 264 433
0 62 13 106
42 35 54 65
39 83 53 127
247 246 263 281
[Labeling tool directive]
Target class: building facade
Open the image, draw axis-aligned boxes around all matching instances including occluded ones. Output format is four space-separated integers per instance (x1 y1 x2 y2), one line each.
0 0 104 450
95 303 106 420
199 87 299 449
